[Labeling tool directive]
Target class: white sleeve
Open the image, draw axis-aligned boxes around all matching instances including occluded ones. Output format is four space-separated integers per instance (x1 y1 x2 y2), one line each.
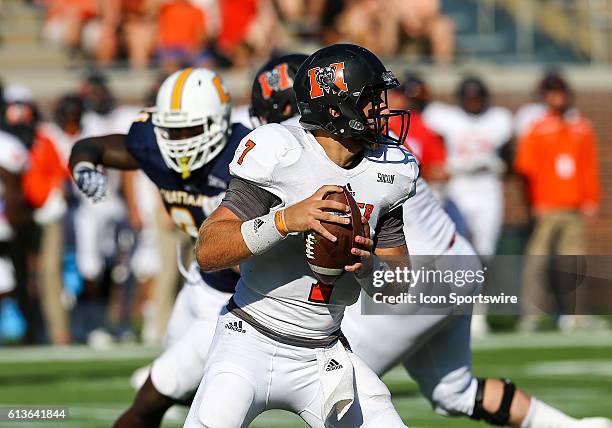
228 123 299 203
0 131 28 174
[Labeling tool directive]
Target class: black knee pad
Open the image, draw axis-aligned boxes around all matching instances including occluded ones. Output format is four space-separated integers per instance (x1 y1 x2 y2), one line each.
470 378 516 426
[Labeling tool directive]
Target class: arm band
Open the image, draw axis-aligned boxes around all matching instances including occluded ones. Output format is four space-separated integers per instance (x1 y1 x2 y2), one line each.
240 210 286 256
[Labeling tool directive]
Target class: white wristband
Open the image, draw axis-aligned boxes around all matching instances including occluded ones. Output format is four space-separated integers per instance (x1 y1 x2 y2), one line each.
240 211 286 255
355 255 389 290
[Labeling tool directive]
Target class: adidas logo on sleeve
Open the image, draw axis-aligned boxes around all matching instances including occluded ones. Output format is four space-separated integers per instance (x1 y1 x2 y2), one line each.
225 320 247 333
325 358 343 371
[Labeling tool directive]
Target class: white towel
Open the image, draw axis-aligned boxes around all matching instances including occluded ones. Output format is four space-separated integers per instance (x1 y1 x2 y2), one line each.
316 340 355 421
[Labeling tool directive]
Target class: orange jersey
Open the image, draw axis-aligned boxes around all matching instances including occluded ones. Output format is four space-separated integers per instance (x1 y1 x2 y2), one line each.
217 0 258 54
45 0 98 21
158 1 206 50
514 110 601 213
22 131 69 208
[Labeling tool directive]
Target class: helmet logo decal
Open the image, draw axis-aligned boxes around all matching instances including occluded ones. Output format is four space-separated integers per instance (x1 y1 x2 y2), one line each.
213 74 230 104
308 62 348 98
258 63 293 99
381 71 396 85
171 67 194 111
349 119 365 131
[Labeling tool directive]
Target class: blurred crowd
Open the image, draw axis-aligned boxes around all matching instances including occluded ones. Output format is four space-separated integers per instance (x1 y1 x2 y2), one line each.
0 65 604 347
0 72 186 346
387 71 602 334
36 0 455 71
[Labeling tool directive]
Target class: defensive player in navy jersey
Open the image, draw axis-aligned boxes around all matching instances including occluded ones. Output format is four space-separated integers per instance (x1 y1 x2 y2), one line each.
68 68 251 428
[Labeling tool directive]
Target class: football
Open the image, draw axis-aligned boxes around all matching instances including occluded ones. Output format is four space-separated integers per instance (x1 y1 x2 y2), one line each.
305 187 365 284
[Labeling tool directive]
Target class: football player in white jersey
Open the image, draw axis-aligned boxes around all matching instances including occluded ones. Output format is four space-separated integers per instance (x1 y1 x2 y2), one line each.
345 78 611 428
0 130 30 340
344 186 612 427
424 76 512 258
187 44 417 427
252 60 612 428
73 73 127 298
423 76 512 337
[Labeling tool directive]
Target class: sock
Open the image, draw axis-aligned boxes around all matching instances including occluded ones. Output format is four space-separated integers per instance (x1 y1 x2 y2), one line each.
522 398 578 428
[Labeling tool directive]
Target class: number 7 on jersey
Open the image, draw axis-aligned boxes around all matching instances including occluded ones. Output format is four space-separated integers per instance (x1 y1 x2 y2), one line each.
237 140 256 165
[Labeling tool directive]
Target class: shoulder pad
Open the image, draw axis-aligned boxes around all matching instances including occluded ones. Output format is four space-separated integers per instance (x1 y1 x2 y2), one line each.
280 116 301 127
229 123 302 199
125 112 155 159
367 144 420 212
132 108 154 124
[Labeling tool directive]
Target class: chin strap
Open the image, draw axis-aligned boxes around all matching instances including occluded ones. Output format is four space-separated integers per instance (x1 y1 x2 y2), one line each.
471 378 516 426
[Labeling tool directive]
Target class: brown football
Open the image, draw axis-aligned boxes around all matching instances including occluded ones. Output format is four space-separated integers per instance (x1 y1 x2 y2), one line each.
305 187 365 285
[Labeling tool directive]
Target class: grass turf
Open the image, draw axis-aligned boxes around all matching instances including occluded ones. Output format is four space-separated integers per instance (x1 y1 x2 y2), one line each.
0 331 611 427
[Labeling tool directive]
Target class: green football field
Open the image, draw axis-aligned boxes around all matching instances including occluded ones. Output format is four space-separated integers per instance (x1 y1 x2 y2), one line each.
0 331 611 428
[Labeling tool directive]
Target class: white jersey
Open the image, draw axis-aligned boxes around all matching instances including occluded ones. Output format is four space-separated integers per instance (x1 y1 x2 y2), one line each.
424 103 511 256
107 105 142 134
229 123 419 338
424 102 512 177
81 110 110 139
403 177 455 255
283 117 455 256
0 131 29 241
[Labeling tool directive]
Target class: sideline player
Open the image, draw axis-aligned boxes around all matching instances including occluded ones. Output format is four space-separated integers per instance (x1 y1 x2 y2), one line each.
186 43 417 427
252 59 612 428
424 76 511 258
68 68 250 428
0 129 30 341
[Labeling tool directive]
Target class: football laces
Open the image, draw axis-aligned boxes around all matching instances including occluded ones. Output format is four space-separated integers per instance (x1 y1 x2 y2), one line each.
305 233 316 259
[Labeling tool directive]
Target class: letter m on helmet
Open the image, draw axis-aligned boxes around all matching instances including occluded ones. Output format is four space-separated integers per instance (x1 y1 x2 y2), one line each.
308 63 348 98
258 63 293 100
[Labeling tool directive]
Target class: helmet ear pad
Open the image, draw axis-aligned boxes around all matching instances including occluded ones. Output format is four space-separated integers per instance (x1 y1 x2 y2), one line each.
330 89 384 141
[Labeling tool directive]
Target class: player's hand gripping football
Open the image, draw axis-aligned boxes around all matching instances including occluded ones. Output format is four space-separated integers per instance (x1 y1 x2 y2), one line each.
345 216 374 276
73 162 108 203
282 185 351 242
